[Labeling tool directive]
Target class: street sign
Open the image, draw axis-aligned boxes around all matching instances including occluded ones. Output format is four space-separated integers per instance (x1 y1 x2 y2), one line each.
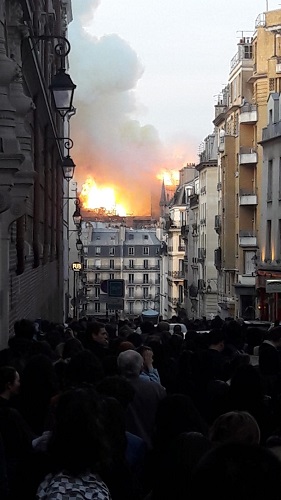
72 262 82 272
100 280 108 293
106 298 124 310
108 279 125 298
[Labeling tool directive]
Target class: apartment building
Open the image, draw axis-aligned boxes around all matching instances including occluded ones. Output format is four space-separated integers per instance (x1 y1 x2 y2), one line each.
195 133 219 318
160 165 196 319
258 93 281 320
82 224 161 319
0 1 75 347
212 9 281 319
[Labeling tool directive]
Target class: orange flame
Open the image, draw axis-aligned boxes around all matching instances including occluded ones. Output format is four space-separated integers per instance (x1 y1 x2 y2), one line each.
156 170 179 186
80 177 128 216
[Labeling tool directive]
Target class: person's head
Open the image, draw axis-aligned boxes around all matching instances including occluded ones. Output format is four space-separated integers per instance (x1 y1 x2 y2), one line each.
14 318 36 340
87 322 108 346
117 349 143 378
137 345 154 366
65 349 104 388
62 337 84 360
173 324 183 337
267 326 281 346
153 394 208 450
190 442 281 500
207 328 225 351
0 366 20 399
157 321 170 333
48 386 110 475
96 375 135 409
209 410 260 445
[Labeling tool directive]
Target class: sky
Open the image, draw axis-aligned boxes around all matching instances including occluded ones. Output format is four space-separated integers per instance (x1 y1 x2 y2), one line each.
67 0 281 214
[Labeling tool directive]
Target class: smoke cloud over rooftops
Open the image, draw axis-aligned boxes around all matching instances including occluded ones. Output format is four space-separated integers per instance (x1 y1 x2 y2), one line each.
68 1 193 215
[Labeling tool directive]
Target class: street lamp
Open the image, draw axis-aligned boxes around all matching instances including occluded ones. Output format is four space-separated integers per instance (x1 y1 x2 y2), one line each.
73 199 82 226
49 68 76 118
30 35 77 179
57 138 76 181
76 237 83 252
33 35 76 118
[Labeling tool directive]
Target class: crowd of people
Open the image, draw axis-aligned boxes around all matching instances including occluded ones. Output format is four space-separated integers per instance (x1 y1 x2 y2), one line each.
1 313 281 498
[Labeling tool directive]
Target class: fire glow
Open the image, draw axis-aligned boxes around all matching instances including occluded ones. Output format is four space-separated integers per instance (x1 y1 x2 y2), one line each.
80 177 127 216
156 170 179 186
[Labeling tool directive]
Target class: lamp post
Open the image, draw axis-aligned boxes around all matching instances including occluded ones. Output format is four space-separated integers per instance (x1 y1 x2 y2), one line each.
29 35 76 179
32 35 76 118
72 261 82 319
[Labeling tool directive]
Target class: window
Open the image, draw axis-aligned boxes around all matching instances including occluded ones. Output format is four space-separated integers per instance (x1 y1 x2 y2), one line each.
143 274 149 284
143 235 148 240
244 44 252 59
143 247 149 255
129 233 134 240
95 273 100 284
109 247 115 255
110 259 114 269
244 251 256 275
279 158 281 199
94 303 100 313
129 287 134 298
110 273 115 279
267 160 273 202
128 247 134 255
278 220 281 261
156 247 159 255
95 287 100 299
129 259 134 269
143 259 149 269
129 302 134 314
129 274 134 284
143 287 149 299
95 247 101 255
142 301 148 311
266 220 272 259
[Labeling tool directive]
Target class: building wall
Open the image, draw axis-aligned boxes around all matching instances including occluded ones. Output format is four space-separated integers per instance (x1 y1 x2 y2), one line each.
0 0 73 346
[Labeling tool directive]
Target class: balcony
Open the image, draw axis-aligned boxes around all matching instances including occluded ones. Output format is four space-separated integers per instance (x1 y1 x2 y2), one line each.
198 247 206 261
178 245 185 252
87 264 121 270
262 121 281 142
124 265 160 271
181 224 189 239
239 190 257 205
239 147 258 165
239 230 257 247
191 257 198 267
239 104 257 124
168 270 185 280
214 215 221 234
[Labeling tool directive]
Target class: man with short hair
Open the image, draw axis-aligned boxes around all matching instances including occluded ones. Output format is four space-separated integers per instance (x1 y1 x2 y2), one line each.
117 350 166 449
83 321 109 361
